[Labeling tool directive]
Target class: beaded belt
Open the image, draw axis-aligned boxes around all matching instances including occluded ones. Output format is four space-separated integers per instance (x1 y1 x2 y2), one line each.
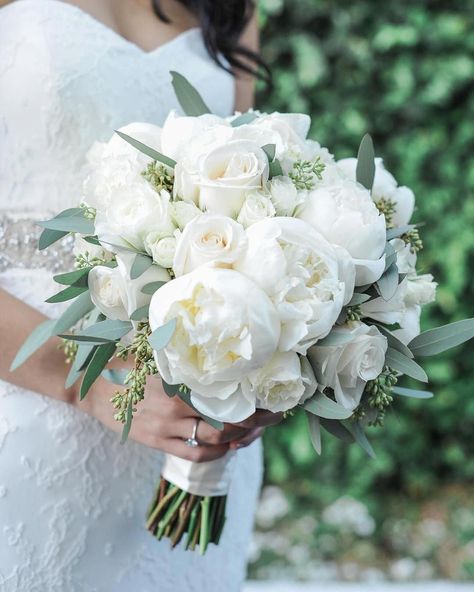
0 215 75 273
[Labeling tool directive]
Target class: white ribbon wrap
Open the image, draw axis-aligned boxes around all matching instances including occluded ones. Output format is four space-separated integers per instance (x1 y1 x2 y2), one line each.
161 450 236 496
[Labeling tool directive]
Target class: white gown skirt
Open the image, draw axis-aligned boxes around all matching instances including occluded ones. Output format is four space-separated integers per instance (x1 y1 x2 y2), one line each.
0 269 263 592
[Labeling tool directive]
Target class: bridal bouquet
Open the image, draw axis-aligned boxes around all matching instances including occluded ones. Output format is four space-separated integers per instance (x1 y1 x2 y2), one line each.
13 72 474 554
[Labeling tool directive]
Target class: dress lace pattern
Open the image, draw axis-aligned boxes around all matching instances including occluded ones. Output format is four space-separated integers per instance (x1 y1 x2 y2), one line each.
0 2 262 591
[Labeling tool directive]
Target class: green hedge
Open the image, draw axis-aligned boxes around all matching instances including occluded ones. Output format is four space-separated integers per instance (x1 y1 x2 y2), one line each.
257 0 474 507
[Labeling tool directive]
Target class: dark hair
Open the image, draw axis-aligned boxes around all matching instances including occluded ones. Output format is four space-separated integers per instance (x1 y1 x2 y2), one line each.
152 0 270 82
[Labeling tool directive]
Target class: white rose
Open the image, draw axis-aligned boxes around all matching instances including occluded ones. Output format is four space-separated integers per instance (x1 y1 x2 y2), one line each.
237 191 276 228
173 213 247 277
73 235 113 262
88 265 129 321
252 112 310 162
197 139 269 217
243 352 317 413
148 267 280 422
268 176 304 216
234 217 355 354
169 200 201 229
296 180 387 285
83 122 164 210
337 157 415 226
145 233 177 269
88 257 169 321
94 186 174 252
308 323 388 411
116 253 170 317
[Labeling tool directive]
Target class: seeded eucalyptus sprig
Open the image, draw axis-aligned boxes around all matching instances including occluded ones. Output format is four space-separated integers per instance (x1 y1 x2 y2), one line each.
111 322 158 425
289 157 325 190
59 338 79 364
402 227 423 252
354 366 398 426
374 196 397 227
142 161 174 193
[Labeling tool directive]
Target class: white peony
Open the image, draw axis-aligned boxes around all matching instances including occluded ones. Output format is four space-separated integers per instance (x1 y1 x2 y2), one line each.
148 267 281 422
237 191 276 228
243 352 317 413
296 180 387 285
308 323 388 411
392 274 437 345
337 157 415 227
83 122 164 210
234 217 355 354
94 186 174 252
390 238 417 274
88 255 170 320
197 139 269 217
173 213 247 277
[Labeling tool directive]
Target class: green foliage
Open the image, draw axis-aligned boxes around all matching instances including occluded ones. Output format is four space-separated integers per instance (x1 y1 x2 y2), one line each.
258 0 474 516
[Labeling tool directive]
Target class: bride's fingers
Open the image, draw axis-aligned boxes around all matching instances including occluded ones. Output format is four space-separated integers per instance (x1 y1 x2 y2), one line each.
233 409 283 429
229 427 264 450
174 418 251 445
164 438 230 463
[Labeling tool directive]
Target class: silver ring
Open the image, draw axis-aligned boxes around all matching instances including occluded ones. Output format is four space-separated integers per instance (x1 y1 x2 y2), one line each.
184 418 200 448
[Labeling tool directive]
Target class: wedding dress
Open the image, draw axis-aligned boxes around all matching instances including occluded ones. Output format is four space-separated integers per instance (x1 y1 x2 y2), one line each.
0 1 263 590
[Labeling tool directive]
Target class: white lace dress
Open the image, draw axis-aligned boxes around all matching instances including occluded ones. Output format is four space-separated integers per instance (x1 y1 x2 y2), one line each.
0 2 263 590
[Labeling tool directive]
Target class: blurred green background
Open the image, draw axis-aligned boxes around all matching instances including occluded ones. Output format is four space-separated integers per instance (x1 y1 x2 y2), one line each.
251 0 474 582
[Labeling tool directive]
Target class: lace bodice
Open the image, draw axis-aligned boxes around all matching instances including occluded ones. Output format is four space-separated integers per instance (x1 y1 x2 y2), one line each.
0 3 262 591
0 0 234 217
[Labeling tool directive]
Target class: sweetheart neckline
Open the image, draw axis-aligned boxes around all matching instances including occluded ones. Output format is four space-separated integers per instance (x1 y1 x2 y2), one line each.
4 0 201 57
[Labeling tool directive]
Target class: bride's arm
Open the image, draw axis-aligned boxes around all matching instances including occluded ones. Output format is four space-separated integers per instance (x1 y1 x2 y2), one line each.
0 287 275 456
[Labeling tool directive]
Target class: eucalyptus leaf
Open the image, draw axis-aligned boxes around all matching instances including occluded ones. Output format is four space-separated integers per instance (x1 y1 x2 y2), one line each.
269 159 284 178
374 323 414 359
384 242 397 271
304 392 353 420
231 112 259 127
316 331 355 347
385 347 428 382
53 267 92 287
65 344 97 389
80 342 116 399
386 224 415 241
46 285 88 304
162 380 181 397
114 130 176 168
10 319 57 371
130 304 149 321
38 228 69 251
101 368 130 386
356 133 375 191
130 253 153 280
349 422 376 458
60 320 132 344
307 412 322 455
38 209 94 234
83 235 101 246
148 319 176 351
408 319 474 357
120 398 134 444
262 143 276 161
141 281 166 295
53 292 95 335
348 292 371 306
392 386 434 399
320 419 355 444
376 262 399 301
170 70 211 116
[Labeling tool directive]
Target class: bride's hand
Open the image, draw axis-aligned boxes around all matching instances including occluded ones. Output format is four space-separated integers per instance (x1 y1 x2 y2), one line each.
74 372 278 462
